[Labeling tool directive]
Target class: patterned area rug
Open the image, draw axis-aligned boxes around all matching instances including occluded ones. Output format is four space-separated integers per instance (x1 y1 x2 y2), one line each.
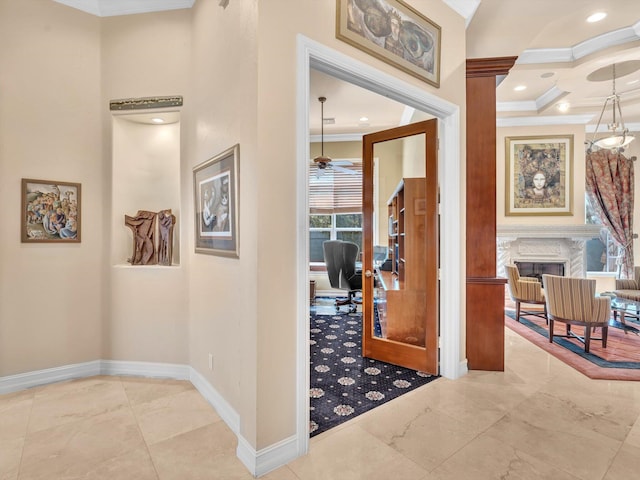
505 309 640 380
309 309 439 437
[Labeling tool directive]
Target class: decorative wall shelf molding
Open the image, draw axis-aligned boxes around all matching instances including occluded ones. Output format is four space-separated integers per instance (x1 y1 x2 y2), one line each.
497 224 602 240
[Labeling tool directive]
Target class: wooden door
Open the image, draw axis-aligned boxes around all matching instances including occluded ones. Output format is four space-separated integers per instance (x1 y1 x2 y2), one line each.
362 120 438 374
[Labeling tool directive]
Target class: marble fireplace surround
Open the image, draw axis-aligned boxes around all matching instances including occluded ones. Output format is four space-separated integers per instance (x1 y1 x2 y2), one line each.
497 224 603 279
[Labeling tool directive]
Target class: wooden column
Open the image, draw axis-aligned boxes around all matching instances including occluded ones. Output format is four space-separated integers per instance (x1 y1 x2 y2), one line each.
466 57 517 371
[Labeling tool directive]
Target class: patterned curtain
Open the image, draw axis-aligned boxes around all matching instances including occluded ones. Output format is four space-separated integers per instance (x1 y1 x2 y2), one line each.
585 150 634 278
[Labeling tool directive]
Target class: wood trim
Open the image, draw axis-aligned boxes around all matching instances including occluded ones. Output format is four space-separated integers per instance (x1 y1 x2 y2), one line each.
467 277 507 285
466 57 517 78
464 56 516 372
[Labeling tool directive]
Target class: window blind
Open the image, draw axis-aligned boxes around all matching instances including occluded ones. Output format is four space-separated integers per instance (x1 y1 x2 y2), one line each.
309 163 363 214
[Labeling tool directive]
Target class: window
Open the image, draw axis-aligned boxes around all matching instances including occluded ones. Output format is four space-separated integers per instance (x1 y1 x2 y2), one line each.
585 194 619 273
309 213 363 262
309 161 362 264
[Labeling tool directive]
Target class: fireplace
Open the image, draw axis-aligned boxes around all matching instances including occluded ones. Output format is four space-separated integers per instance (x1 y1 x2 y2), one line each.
497 225 602 279
514 261 565 282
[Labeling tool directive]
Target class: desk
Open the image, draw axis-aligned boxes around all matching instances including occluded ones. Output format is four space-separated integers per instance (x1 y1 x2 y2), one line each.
374 270 425 347
377 270 399 290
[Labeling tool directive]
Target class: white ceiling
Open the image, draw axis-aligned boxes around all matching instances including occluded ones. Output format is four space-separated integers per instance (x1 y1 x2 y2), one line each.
54 0 640 138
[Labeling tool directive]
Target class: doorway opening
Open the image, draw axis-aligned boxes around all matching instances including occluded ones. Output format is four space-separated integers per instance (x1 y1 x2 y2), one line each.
295 35 462 455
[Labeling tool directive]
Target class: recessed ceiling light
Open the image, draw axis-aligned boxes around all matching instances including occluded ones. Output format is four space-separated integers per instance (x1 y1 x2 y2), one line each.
540 72 555 79
556 102 570 112
359 116 369 122
151 117 164 124
514 85 527 92
587 12 606 23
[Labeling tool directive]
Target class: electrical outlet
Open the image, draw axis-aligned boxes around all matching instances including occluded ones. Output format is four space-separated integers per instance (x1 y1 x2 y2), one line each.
208 353 213 370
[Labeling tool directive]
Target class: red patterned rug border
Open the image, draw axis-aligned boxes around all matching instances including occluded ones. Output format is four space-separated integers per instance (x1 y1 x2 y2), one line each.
505 314 640 381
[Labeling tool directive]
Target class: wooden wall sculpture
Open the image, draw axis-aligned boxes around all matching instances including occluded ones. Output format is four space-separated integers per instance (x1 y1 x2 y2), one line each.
125 209 176 266
466 57 517 371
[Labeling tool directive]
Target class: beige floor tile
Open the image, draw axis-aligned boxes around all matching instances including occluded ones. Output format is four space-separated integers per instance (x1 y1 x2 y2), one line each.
120 377 194 406
19 407 146 480
33 376 122 396
260 465 300 480
533 382 640 442
149 423 253 480
484 407 621 480
0 390 33 443
28 377 129 434
289 424 427 480
76 448 159 480
603 443 640 479
429 432 581 480
625 415 640 449
133 389 221 446
357 395 482 472
0 437 24 480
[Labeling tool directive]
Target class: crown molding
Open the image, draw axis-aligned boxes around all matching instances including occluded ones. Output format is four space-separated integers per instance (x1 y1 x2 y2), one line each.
442 0 481 28
53 0 195 17
310 133 363 143
586 122 640 133
517 21 640 65
497 114 594 127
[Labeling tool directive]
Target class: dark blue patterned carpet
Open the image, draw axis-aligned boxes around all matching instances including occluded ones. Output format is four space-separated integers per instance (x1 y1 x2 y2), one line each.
309 308 439 437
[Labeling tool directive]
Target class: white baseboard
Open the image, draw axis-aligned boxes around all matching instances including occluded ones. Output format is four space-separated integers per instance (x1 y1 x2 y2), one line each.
237 433 300 478
189 367 240 435
458 359 469 377
0 360 299 476
100 360 191 379
0 360 101 395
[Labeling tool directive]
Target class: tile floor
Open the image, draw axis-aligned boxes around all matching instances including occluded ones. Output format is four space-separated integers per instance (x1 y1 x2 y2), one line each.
2 327 640 479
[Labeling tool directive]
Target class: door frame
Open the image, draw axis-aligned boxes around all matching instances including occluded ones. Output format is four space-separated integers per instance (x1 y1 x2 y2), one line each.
295 35 463 456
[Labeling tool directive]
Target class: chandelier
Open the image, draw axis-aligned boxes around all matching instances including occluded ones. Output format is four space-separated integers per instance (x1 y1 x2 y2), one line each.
588 63 635 151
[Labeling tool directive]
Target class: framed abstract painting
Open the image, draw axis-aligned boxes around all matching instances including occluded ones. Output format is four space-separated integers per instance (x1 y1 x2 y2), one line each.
505 135 573 216
21 178 81 243
193 144 239 257
336 0 441 87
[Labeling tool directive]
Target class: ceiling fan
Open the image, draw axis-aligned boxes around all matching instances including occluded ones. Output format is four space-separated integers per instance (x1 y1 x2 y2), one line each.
312 96 357 175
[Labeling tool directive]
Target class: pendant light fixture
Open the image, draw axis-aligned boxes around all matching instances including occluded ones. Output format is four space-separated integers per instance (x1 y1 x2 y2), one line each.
313 96 332 169
589 63 635 151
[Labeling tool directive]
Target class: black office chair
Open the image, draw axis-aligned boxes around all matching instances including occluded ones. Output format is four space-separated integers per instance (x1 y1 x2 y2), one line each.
323 240 363 313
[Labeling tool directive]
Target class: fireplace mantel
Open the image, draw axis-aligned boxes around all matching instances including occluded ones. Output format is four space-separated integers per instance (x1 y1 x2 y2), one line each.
497 224 602 240
496 224 602 279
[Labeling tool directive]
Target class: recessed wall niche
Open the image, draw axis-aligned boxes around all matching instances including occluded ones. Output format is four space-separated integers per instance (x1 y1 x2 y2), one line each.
111 111 181 265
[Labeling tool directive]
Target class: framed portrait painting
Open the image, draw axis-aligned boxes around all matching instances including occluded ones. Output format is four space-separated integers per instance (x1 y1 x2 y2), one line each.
21 178 81 243
505 135 573 216
193 144 239 257
336 0 441 88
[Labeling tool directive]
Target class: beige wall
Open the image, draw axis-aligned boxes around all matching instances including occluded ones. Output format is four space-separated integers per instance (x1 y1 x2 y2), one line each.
0 0 466 455
0 1 104 376
187 0 260 445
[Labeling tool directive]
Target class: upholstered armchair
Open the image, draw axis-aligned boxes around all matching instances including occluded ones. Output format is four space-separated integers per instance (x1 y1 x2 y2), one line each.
505 264 547 323
614 266 640 301
542 274 610 353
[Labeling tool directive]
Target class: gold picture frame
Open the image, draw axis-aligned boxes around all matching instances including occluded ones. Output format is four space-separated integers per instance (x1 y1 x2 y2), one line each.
193 144 240 257
21 178 81 243
336 0 441 88
505 135 574 216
